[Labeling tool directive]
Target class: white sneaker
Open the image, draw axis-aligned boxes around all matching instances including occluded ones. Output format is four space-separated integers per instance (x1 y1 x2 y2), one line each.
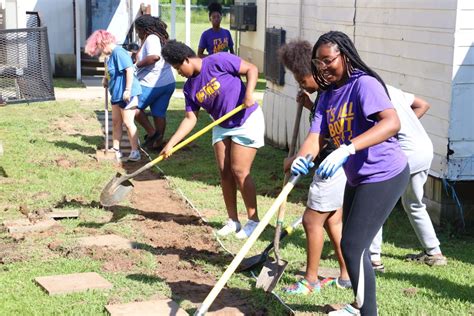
126 150 141 162
113 148 123 161
235 219 259 239
328 304 360 315
216 219 241 236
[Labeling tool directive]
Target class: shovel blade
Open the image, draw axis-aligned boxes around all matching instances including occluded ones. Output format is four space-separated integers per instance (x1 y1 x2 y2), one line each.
255 258 288 292
99 172 134 207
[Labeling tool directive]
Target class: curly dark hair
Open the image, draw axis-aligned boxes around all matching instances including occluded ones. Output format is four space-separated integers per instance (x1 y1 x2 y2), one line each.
208 2 223 16
278 40 312 77
135 15 169 46
162 40 196 65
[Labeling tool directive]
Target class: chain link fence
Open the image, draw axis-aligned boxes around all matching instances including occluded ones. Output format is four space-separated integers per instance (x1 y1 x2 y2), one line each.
0 26 55 105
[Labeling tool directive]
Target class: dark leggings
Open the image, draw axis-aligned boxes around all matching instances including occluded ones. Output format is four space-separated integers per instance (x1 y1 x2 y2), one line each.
342 165 409 316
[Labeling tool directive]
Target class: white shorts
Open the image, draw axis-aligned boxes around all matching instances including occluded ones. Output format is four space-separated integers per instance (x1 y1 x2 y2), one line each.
307 167 346 212
212 106 265 149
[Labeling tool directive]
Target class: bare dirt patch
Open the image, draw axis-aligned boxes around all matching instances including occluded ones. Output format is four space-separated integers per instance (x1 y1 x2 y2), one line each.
124 167 260 314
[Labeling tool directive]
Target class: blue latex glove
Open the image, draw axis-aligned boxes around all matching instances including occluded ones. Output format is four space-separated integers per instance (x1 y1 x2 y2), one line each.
290 156 315 176
317 143 355 179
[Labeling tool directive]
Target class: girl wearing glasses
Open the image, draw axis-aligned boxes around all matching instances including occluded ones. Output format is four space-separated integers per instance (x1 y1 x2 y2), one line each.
291 31 409 315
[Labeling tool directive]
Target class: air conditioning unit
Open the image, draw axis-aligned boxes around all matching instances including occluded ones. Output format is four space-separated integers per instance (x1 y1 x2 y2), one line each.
230 4 256 32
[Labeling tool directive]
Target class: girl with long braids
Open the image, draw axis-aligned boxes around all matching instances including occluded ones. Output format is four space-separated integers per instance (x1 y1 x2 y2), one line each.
134 14 176 150
290 31 409 315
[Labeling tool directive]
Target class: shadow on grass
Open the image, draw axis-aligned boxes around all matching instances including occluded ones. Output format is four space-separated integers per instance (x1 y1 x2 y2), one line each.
381 271 474 303
133 242 232 269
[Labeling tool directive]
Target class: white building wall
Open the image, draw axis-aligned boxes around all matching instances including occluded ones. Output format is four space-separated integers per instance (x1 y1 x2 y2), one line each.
14 0 158 75
263 0 474 180
448 0 474 180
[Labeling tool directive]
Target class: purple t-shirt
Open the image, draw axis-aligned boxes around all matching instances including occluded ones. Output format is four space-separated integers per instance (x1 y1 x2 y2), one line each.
310 70 407 186
183 53 258 128
199 28 234 55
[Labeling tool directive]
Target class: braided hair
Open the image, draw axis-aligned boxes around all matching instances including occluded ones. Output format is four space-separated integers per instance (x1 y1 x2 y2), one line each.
135 15 169 46
310 31 389 120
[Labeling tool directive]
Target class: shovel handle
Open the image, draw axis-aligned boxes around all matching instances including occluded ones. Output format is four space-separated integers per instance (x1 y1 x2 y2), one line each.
195 174 303 316
124 104 246 179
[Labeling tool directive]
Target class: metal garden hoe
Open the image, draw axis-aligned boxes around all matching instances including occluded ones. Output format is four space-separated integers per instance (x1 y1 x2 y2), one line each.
256 101 304 292
99 104 245 207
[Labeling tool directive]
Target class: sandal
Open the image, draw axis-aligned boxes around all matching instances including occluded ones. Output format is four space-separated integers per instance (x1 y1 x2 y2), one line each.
320 277 352 289
371 260 385 273
283 279 320 295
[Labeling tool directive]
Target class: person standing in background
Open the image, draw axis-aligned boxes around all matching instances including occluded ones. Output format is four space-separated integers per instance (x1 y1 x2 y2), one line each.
198 2 234 58
134 15 176 151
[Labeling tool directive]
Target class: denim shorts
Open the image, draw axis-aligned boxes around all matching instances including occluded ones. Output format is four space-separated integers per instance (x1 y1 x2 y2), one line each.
137 82 176 117
112 95 139 110
212 106 265 148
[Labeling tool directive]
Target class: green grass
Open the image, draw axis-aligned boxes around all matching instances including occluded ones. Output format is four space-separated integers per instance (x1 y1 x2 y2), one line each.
53 77 85 89
0 98 473 315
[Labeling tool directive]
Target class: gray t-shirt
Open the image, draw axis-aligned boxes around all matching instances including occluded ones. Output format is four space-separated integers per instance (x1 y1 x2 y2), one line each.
387 85 433 173
136 34 175 88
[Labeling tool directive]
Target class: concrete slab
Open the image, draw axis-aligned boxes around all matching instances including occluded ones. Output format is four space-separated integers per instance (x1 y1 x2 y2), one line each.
35 272 112 295
3 218 59 234
76 234 135 250
207 307 245 316
46 209 80 219
105 299 188 316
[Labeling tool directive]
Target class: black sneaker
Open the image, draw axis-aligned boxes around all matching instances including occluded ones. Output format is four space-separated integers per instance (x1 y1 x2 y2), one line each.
143 131 160 149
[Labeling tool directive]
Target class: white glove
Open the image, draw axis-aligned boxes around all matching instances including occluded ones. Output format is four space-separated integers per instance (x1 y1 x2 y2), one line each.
317 143 355 179
290 156 315 176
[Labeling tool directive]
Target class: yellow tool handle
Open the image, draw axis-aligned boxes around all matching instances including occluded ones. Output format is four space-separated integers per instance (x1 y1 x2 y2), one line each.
153 104 244 163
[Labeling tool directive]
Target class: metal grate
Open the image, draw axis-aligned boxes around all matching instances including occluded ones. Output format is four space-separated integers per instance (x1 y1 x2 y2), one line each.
26 11 41 28
264 28 285 86
0 27 55 105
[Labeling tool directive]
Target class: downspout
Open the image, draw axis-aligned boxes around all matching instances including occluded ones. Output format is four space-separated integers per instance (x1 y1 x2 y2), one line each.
353 0 357 43
74 0 81 82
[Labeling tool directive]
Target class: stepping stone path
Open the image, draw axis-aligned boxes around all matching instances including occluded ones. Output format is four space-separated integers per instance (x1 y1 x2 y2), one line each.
76 234 136 250
35 272 112 295
46 209 80 219
105 299 188 316
3 218 59 234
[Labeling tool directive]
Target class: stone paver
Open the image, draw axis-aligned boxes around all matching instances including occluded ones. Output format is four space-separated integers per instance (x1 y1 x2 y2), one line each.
76 234 135 250
3 218 59 234
46 209 80 219
105 299 188 316
35 272 112 295
207 307 245 316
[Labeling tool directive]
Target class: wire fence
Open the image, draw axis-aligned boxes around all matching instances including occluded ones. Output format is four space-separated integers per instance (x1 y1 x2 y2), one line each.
0 26 55 105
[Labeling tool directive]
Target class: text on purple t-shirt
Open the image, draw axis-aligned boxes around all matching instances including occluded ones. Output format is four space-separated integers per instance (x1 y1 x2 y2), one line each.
310 70 407 186
199 28 234 55
183 53 257 128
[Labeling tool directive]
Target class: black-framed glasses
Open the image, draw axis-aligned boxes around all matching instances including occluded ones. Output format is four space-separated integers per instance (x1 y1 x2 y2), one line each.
312 54 340 69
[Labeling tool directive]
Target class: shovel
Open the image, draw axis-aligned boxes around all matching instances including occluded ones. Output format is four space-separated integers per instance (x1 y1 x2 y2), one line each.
194 155 313 316
256 101 304 292
99 104 245 207
236 216 302 272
